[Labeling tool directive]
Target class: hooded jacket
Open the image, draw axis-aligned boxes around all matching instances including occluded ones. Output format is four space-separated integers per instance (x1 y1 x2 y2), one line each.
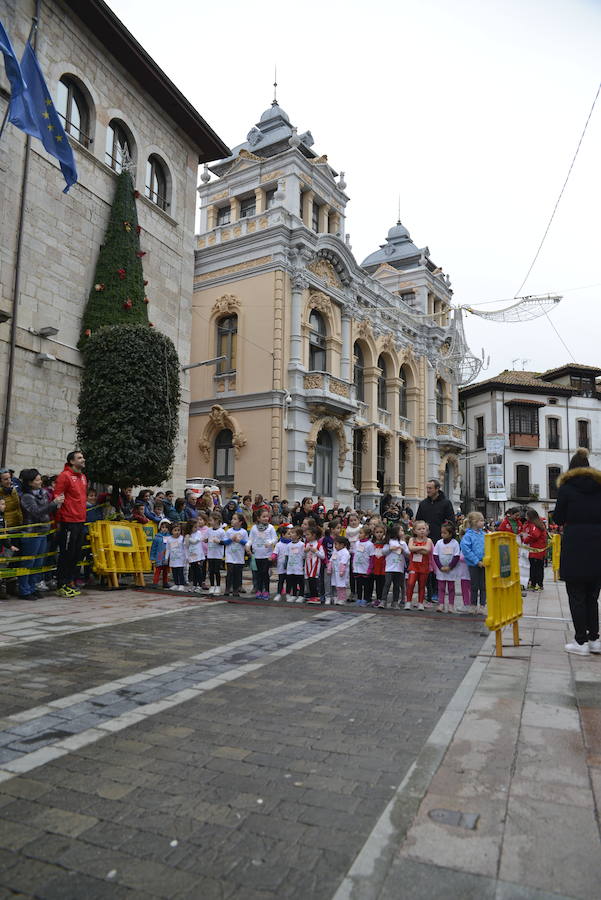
553 466 601 581
54 464 87 523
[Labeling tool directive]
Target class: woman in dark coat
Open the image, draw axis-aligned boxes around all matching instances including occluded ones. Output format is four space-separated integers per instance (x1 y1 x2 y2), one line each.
553 448 601 656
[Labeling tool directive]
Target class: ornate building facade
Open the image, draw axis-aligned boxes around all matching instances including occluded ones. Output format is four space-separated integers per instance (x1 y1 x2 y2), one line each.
189 101 467 509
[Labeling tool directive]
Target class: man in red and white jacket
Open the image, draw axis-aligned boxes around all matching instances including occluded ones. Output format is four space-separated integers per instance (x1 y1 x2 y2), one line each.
54 450 87 597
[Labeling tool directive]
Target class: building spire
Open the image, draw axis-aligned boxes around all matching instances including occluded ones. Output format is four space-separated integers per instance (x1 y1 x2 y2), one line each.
397 194 401 225
272 65 278 106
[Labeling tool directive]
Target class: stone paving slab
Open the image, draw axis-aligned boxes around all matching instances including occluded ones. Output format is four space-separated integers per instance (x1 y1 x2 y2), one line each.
0 600 485 898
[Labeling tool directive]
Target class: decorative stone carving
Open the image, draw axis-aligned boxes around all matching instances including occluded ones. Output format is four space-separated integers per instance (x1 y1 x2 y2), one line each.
356 319 373 341
261 170 284 183
247 127 261 146
304 374 324 390
212 190 229 202
212 294 240 316
329 378 351 398
360 430 368 454
384 434 392 458
436 424 450 436
306 416 349 471
195 256 272 283
309 154 329 164
380 333 397 355
291 271 310 291
307 259 341 288
238 148 262 161
451 426 464 440
308 291 331 315
199 405 247 464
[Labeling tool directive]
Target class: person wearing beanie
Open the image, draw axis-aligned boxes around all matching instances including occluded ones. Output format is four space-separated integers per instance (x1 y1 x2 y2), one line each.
553 447 601 656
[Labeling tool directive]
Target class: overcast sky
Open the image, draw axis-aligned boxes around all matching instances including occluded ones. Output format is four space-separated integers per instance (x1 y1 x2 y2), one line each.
107 0 600 379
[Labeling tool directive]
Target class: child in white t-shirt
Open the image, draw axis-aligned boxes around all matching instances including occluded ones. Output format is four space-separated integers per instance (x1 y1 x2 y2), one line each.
206 512 226 595
223 512 248 597
329 536 351 605
382 524 409 609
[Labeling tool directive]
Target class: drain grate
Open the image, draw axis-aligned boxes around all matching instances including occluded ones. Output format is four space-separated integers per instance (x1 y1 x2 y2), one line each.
428 808 479 830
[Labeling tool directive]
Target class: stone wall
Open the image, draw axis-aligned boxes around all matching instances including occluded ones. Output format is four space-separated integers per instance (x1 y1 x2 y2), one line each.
0 0 199 487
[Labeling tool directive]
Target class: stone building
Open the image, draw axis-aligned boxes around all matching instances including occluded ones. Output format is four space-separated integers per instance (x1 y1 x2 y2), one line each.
0 0 228 481
189 100 468 510
460 364 601 518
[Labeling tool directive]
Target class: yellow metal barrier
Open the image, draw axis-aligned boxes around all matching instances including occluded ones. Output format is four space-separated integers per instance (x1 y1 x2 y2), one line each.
483 532 523 657
551 533 561 582
88 521 151 589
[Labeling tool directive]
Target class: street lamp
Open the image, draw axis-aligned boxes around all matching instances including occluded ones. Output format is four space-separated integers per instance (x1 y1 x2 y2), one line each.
181 355 227 372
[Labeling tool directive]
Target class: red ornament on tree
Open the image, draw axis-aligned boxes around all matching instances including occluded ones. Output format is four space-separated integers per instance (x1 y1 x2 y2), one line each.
143 280 148 286
84 328 91 337
133 190 140 199
123 298 133 310
94 283 105 292
143 297 150 304
136 225 142 235
117 268 126 279
149 322 154 327
136 251 146 258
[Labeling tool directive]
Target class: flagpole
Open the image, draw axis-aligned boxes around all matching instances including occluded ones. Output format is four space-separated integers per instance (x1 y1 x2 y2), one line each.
1 0 40 466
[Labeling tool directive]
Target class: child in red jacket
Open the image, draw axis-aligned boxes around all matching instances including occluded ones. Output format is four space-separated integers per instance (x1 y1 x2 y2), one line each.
522 509 547 590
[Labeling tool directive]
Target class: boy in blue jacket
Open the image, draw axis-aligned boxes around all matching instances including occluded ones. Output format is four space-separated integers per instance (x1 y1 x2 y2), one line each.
150 519 171 588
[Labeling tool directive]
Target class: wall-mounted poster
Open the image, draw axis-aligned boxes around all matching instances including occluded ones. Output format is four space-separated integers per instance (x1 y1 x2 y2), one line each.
486 434 507 501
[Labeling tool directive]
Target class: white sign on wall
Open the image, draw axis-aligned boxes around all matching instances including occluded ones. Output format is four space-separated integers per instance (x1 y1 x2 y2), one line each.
486 433 507 501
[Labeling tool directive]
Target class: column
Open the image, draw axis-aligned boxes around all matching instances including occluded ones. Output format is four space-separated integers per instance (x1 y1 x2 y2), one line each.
302 190 314 228
361 367 380 495
319 203 331 234
340 312 351 382
254 187 265 214
386 376 401 495
206 205 217 230
230 196 240 224
289 272 308 368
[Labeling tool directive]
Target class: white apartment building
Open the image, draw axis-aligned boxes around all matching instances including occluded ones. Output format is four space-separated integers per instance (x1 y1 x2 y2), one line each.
460 364 601 517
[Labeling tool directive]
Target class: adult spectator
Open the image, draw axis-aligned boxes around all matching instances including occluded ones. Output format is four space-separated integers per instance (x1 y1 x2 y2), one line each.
118 487 135 519
416 479 455 603
240 495 253 528
293 497 314 527
0 468 23 529
498 507 523 535
54 450 88 598
252 493 270 513
18 469 64 600
161 491 179 522
222 499 239 525
553 448 601 656
183 491 198 522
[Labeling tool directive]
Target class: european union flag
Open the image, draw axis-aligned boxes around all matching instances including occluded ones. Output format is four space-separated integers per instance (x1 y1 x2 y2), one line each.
0 20 26 100
8 41 77 193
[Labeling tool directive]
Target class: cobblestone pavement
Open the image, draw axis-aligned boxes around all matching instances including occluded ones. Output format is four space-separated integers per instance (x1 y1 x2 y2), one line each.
0 599 486 899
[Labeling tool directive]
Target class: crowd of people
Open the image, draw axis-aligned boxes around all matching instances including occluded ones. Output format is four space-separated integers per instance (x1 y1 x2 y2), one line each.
0 450 589 642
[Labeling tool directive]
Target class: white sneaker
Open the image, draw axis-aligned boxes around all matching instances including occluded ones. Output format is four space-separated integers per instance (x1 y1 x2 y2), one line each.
436 605 444 613
194 586 202 593
417 603 424 611
335 598 346 605
273 593 281 603
565 641 590 656
178 585 186 591
213 586 221 595
286 595 295 603
169 584 179 591
36 581 49 592
296 596 305 603
404 602 411 610
325 597 332 605
589 639 601 654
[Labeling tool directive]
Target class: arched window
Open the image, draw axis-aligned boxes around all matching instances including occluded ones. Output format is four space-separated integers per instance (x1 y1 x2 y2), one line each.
216 315 237 375
399 366 408 418
145 155 168 211
377 355 387 410
436 378 445 423
309 310 327 371
56 76 90 147
214 429 234 485
353 342 364 402
105 119 133 172
314 430 333 496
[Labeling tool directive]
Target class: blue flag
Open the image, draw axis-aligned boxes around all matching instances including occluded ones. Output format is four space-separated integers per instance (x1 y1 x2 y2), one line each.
0 20 26 99
8 41 77 192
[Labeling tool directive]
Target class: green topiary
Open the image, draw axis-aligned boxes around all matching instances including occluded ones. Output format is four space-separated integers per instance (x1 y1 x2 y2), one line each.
78 170 149 347
77 325 181 488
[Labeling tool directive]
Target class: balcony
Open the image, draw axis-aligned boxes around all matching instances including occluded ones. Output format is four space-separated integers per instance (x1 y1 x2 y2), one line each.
356 401 369 423
398 415 412 438
510 483 540 501
213 372 237 394
435 422 466 448
302 372 357 414
509 433 539 450
378 408 392 429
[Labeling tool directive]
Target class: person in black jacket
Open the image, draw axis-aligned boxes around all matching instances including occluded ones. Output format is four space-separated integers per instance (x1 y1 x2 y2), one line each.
18 469 64 600
553 448 601 656
415 480 455 602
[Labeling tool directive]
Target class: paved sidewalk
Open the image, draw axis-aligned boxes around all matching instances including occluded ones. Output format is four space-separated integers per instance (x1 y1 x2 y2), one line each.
337 573 601 899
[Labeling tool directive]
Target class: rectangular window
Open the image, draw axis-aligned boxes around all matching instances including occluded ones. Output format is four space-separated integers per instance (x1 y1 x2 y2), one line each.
548 466 561 500
547 417 560 450
509 405 539 435
570 375 595 396
399 441 407 493
377 435 386 494
299 191 304 219
239 196 256 218
475 465 485 498
216 205 231 226
312 201 320 232
265 188 276 209
577 420 590 449
475 416 484 449
516 464 530 497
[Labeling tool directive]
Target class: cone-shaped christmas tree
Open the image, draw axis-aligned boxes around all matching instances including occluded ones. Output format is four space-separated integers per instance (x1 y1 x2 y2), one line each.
78 170 149 345
77 170 180 489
